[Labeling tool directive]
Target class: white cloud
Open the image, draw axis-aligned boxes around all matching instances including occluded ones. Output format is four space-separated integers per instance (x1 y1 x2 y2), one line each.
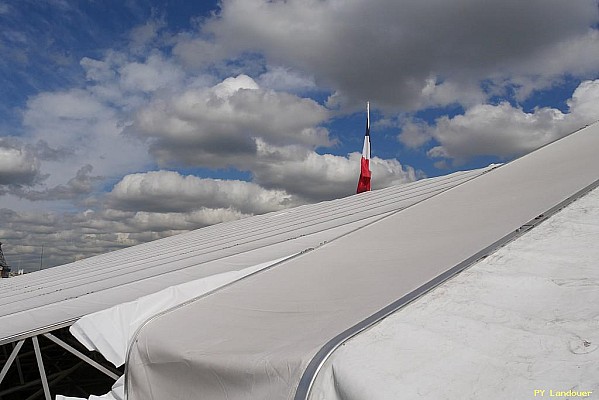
128 74 333 168
80 57 116 82
26 89 108 122
567 79 599 121
257 66 317 93
0 139 41 186
13 164 103 201
252 140 418 201
213 74 259 97
108 170 299 214
202 0 599 109
129 18 166 52
119 53 185 93
398 120 434 149
426 102 567 162
172 36 227 69
0 203 253 272
401 79 599 164
22 77 152 187
124 208 248 232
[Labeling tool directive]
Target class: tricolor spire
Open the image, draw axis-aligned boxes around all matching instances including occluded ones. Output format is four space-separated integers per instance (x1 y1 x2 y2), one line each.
356 101 371 194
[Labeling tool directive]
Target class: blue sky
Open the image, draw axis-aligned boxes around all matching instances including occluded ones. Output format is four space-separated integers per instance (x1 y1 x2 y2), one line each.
1 0 599 270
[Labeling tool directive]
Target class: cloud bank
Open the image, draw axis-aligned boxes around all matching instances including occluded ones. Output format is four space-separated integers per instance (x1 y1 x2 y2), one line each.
202 0 599 109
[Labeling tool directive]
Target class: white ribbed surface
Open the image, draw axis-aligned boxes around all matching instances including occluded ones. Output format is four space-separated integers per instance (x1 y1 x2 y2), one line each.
0 166 493 344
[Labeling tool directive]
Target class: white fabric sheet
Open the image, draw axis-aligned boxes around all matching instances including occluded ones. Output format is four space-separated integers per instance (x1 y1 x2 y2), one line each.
70 256 292 367
125 123 599 400
58 257 293 400
310 185 599 399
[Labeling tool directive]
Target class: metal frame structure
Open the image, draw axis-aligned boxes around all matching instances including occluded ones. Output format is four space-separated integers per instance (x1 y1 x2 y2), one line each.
0 329 120 400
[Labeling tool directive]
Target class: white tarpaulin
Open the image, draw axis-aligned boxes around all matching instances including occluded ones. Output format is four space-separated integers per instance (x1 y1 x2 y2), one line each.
310 186 599 399
47 167 491 400
57 256 293 400
70 256 293 368
125 123 599 400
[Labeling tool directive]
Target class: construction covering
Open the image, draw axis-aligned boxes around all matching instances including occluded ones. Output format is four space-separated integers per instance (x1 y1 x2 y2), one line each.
123 122 599 400
310 186 599 399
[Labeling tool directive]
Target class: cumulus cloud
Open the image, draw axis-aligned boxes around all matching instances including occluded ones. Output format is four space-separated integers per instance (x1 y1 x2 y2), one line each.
425 103 568 162
32 140 74 162
257 66 317 93
5 43 419 270
400 79 599 164
199 0 599 109
14 50 192 202
252 140 418 201
23 89 116 158
129 18 167 52
128 74 332 168
1 46 420 272
13 164 103 201
567 79 599 119
108 170 299 214
119 53 185 93
0 139 43 186
172 36 228 69
22 84 151 187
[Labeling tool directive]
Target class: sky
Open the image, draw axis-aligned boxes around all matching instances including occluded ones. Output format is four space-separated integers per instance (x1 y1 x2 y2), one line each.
1 0 598 271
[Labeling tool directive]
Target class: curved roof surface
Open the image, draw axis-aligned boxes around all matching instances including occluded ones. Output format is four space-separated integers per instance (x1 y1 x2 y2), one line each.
125 122 599 400
0 163 494 345
310 184 599 399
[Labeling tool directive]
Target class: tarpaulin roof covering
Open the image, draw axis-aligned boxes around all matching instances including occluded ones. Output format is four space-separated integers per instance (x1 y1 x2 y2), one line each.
4 122 599 400
310 184 599 400
125 122 599 400
0 163 494 346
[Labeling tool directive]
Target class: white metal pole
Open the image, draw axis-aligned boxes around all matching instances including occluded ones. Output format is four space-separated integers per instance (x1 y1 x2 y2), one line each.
0 339 24 385
43 333 120 380
32 336 52 400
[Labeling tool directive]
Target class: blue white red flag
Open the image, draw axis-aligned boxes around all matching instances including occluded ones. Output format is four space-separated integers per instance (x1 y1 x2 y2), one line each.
356 102 371 194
